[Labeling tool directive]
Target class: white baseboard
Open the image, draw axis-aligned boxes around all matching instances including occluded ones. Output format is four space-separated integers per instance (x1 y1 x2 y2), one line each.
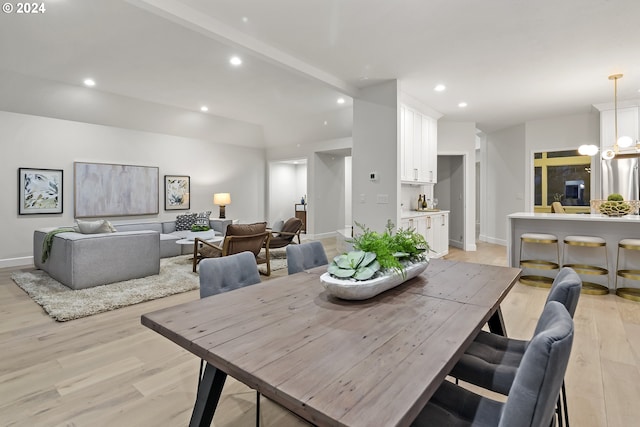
478 234 507 246
449 239 464 249
0 256 33 269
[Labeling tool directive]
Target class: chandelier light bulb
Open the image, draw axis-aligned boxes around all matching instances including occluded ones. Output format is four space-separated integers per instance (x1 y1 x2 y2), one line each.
578 144 599 156
617 135 634 148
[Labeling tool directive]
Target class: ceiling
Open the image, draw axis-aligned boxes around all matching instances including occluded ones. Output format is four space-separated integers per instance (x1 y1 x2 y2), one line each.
1 0 639 147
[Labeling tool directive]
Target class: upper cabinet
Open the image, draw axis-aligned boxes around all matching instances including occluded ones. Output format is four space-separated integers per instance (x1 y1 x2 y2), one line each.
599 106 639 148
400 104 438 184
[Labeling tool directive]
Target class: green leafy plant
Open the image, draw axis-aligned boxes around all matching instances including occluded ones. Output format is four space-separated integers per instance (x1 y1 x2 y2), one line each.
328 251 381 280
342 220 429 278
607 193 624 201
190 224 211 232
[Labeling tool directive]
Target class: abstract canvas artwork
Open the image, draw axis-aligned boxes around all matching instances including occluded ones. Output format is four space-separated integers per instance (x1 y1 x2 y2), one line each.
18 168 63 215
74 162 159 217
164 175 190 210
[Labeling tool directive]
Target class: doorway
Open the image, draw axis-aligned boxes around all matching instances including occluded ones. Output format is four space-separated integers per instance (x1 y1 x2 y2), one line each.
435 154 465 249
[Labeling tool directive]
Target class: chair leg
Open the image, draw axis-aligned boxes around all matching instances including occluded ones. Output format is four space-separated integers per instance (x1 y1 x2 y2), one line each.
556 394 564 427
562 380 570 427
256 390 260 427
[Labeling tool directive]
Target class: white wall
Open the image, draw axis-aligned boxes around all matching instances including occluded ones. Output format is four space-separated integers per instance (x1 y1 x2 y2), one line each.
352 80 399 232
313 153 346 235
437 121 477 250
345 156 352 227
1 111 266 266
524 112 600 209
267 162 306 225
436 156 464 248
482 124 526 244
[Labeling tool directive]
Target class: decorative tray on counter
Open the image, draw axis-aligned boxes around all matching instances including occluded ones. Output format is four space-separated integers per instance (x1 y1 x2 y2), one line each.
414 208 440 212
590 200 640 216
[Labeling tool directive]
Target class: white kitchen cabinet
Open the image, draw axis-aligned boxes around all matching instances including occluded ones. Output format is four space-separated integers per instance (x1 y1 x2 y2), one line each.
600 106 639 148
430 212 449 258
400 211 449 258
400 104 437 184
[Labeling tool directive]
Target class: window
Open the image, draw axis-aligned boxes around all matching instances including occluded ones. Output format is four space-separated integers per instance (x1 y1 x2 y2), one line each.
533 150 592 213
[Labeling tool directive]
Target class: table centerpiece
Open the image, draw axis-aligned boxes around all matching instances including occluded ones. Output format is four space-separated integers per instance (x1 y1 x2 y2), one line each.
320 220 430 300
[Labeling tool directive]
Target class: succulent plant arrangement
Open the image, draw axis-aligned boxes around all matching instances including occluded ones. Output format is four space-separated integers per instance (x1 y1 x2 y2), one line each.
328 220 429 281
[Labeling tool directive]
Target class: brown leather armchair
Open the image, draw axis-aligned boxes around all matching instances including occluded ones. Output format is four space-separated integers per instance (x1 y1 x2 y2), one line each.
193 222 272 275
266 217 303 250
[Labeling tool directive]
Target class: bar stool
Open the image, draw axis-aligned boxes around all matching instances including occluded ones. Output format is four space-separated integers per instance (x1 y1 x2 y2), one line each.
519 233 559 287
563 235 609 295
615 239 640 302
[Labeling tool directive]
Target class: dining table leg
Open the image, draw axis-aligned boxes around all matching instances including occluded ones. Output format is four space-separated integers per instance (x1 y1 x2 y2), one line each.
487 306 507 337
189 362 228 427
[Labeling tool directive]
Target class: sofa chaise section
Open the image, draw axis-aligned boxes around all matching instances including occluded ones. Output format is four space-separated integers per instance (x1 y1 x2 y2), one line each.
34 229 160 290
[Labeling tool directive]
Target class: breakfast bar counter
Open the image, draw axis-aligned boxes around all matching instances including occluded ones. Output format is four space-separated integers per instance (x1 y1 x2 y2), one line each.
508 212 640 289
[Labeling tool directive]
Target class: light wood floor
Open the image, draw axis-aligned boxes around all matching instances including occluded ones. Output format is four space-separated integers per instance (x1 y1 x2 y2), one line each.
1 240 639 426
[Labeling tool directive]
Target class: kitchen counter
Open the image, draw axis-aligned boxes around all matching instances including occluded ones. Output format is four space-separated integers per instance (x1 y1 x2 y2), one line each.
507 212 640 290
401 209 450 219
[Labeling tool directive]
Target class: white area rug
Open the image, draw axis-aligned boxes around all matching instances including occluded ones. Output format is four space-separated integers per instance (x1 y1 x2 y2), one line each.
11 255 199 322
11 251 289 322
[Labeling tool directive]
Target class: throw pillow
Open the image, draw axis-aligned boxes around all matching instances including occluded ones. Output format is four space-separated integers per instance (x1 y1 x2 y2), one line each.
271 220 284 232
74 219 116 234
194 211 212 227
175 213 197 231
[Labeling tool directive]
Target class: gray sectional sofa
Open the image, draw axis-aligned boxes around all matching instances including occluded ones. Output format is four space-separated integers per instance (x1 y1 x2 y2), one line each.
33 219 232 290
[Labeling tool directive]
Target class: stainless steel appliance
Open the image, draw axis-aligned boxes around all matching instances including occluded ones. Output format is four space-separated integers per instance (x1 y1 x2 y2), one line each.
601 154 639 201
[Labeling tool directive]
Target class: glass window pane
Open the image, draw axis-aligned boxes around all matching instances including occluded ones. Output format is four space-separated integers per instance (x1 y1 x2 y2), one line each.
546 165 590 206
547 149 580 158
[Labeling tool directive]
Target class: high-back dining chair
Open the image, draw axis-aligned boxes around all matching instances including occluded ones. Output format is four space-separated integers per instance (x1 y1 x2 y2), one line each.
286 241 328 274
411 301 574 427
198 252 262 426
450 267 581 426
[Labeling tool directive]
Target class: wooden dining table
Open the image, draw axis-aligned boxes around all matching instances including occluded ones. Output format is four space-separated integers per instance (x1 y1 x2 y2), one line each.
141 259 521 427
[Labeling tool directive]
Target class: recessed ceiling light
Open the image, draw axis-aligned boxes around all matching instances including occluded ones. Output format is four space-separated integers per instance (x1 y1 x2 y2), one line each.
323 120 328 126
83 78 96 87
434 84 446 92
458 102 468 108
337 98 345 104
200 106 209 112
242 16 248 23
230 56 242 66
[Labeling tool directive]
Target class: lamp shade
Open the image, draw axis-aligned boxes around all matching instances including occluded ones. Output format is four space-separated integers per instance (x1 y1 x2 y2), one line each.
213 193 231 206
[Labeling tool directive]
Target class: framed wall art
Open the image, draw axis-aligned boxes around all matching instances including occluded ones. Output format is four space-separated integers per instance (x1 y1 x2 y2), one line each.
18 168 64 215
74 162 159 218
164 175 190 210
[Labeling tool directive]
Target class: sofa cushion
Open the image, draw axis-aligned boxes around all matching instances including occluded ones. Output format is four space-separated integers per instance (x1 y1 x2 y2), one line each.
175 213 197 231
74 219 116 234
194 211 212 226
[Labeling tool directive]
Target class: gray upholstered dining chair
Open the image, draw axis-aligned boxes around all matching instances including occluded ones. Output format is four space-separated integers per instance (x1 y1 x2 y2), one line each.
199 251 262 298
199 251 262 426
450 267 581 426
286 241 328 274
411 301 574 427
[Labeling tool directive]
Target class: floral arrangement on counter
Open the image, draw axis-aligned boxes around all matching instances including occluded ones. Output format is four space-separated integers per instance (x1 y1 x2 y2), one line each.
597 193 633 216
